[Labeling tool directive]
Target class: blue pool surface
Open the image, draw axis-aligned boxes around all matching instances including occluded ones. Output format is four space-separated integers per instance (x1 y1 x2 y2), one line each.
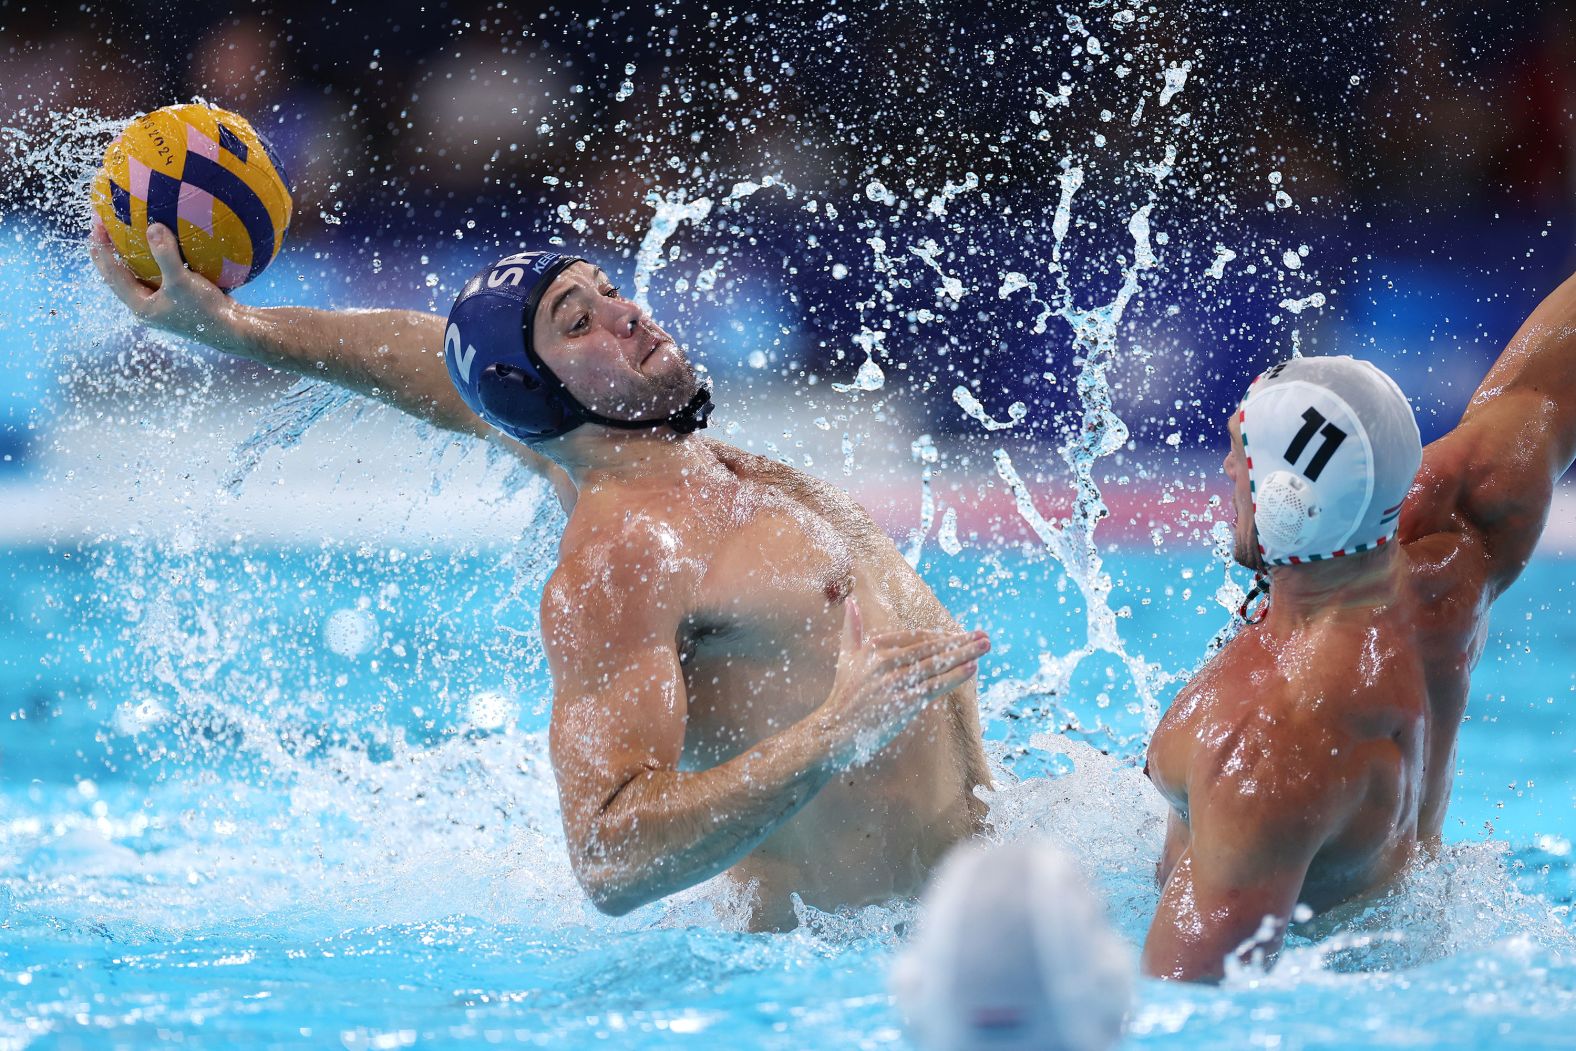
2 537 1573 1049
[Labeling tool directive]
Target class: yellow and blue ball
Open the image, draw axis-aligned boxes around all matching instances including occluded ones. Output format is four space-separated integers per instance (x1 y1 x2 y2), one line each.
90 103 292 290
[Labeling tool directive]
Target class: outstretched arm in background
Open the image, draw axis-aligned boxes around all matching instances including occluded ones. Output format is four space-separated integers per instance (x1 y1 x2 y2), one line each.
1413 268 1576 596
87 220 575 510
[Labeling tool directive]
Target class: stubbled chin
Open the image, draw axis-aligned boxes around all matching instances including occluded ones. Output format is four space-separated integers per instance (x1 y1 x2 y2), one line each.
1234 534 1265 573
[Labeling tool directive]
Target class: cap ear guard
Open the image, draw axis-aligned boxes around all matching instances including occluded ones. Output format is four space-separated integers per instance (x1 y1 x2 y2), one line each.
1255 470 1321 552
477 362 574 441
447 249 716 444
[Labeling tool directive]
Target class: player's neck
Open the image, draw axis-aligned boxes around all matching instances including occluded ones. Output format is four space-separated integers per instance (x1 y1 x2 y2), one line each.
552 426 710 488
1266 544 1405 623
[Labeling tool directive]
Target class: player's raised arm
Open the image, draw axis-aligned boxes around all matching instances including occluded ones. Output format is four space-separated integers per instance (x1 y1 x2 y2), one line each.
1419 268 1576 596
92 220 465 431
544 533 987 916
88 219 573 505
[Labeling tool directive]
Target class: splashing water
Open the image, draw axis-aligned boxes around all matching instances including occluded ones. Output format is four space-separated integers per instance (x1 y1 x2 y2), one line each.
631 176 785 311
632 191 717 312
926 171 980 217
903 434 938 567
978 158 1180 741
832 357 883 395
832 327 887 393
953 386 1028 430
1159 61 1192 108
908 239 966 302
1206 244 1238 279
4 6 1573 1049
1279 290 1328 314
864 179 896 206
938 506 962 555
223 381 360 495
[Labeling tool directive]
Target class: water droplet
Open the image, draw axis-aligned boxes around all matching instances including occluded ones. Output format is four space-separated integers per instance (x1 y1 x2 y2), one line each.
466 690 517 732
324 608 376 658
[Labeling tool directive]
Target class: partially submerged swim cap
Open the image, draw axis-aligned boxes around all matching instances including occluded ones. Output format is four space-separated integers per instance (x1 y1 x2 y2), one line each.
444 250 713 443
1238 355 1421 566
891 841 1132 1051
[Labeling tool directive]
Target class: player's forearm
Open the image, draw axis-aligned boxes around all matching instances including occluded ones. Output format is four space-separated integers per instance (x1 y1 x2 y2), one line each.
576 718 839 915
222 304 486 436
1469 268 1576 467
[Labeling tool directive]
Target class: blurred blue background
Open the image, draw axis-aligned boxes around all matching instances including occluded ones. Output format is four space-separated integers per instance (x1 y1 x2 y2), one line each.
1 0 1573 465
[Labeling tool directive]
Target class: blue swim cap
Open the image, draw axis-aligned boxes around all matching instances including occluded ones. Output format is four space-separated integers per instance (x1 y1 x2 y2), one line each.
444 250 713 443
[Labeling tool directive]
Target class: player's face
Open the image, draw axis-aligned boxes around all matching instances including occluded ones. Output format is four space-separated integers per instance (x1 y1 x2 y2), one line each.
1225 414 1264 571
532 262 699 424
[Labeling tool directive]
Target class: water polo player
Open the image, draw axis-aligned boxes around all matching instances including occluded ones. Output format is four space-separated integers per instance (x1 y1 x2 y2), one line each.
893 841 1133 1051
89 228 993 929
1142 278 1576 980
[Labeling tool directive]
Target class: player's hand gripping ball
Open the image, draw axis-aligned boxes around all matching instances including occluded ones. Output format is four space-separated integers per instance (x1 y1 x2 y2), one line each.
90 103 292 290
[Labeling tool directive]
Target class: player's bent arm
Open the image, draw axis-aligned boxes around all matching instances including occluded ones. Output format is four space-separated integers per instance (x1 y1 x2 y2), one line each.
543 543 987 915
92 220 474 430
1140 785 1326 982
89 219 574 507
1434 268 1576 594
549 642 842 916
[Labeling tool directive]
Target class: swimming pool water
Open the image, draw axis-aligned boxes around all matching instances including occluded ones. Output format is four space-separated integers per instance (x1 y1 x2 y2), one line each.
2 539 1573 1049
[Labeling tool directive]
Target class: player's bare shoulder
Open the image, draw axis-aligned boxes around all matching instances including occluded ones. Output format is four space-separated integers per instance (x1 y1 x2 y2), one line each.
702 437 886 542
540 491 702 655
705 438 833 502
1206 663 1407 829
1162 616 1418 781
1154 620 1276 736
1147 625 1276 804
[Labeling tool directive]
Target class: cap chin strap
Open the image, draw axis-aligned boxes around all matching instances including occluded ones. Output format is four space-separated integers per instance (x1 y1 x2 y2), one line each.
1238 570 1271 624
570 386 714 436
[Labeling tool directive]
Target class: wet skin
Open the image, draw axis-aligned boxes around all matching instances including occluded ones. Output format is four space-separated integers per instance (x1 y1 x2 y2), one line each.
1142 271 1576 981
543 436 991 927
531 265 991 927
87 233 990 930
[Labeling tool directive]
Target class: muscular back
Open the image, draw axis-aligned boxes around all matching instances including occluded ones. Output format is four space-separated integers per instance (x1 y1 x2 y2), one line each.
1142 265 1576 980
1141 473 1508 978
1147 532 1471 899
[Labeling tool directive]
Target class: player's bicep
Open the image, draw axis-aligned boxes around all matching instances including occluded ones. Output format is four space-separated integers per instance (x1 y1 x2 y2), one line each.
541 566 689 839
548 641 687 814
1143 839 1310 982
1142 771 1325 981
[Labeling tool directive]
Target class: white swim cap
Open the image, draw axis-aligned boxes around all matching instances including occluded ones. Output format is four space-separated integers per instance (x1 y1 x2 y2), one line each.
891 841 1132 1051
1238 356 1422 566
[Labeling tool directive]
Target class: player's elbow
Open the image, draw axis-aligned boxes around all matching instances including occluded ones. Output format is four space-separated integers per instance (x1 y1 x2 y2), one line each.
1140 920 1224 983
586 883 637 917
576 865 649 916
570 828 653 917
565 770 670 915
